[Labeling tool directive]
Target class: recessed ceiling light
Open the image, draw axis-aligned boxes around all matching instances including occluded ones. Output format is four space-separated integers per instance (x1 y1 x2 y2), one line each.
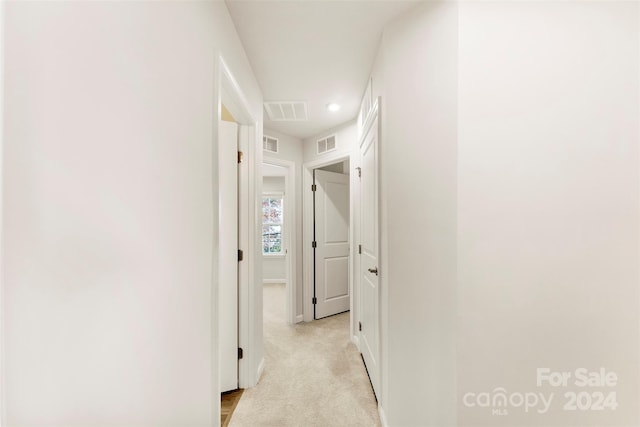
326 103 340 112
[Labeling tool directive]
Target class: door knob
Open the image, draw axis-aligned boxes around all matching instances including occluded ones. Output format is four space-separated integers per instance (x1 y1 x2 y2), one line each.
368 267 378 275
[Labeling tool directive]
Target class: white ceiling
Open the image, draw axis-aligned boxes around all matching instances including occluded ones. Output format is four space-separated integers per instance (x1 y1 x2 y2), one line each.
225 0 418 139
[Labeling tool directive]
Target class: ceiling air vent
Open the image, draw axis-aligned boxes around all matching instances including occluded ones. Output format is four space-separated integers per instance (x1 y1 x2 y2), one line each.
264 101 308 122
317 135 337 154
263 135 278 153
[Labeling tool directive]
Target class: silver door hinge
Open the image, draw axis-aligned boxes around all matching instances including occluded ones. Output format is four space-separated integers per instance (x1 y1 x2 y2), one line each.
238 151 244 164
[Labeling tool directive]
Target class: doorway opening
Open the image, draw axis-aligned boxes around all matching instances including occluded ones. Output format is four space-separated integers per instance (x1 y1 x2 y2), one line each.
261 159 297 326
219 112 240 394
261 162 289 327
215 56 262 427
312 159 351 320
303 153 356 333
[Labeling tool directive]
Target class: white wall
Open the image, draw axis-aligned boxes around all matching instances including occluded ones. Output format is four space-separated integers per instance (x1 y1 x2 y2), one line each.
303 120 357 163
0 2 5 423
457 2 639 425
262 258 286 283
264 129 302 164
369 1 640 426
372 2 459 425
263 176 285 193
3 1 262 425
263 129 304 316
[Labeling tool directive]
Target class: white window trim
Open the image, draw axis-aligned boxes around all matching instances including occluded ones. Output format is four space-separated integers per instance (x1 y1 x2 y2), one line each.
263 253 286 258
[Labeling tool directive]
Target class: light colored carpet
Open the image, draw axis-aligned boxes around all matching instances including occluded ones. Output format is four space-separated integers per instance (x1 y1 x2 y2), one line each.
229 283 381 427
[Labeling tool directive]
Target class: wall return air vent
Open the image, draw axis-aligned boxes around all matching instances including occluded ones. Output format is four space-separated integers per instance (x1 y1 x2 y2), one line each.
317 135 336 154
264 101 308 122
263 135 278 153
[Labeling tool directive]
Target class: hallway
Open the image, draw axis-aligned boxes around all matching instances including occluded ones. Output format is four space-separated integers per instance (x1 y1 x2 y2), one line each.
230 284 380 427
3 1 640 426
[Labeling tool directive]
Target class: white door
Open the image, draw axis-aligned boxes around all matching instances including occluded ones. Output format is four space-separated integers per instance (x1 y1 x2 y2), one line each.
220 120 238 392
359 113 380 398
314 169 350 319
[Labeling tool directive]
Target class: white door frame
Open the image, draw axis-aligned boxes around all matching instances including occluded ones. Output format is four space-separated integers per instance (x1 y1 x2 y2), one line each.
219 120 240 393
358 98 385 419
313 169 351 319
302 152 356 336
0 2 5 424
262 157 297 325
356 98 382 398
214 54 263 400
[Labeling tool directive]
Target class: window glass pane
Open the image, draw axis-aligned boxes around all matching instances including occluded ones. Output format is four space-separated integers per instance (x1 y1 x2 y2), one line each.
262 225 270 252
270 239 281 253
269 199 282 223
269 225 281 236
272 206 283 223
270 198 282 210
262 198 269 222
262 196 283 254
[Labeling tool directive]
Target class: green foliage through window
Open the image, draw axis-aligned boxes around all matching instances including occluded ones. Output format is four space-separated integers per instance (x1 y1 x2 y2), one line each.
262 196 283 254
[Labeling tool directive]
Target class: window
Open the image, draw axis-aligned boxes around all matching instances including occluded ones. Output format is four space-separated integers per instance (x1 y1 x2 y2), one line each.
262 195 284 254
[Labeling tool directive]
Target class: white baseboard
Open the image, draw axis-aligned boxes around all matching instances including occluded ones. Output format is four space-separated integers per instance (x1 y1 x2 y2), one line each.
263 279 286 284
256 358 265 384
378 404 388 427
295 314 303 323
351 334 360 351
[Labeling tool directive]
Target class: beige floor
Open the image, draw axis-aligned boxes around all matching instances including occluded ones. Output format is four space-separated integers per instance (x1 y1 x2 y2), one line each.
229 283 381 427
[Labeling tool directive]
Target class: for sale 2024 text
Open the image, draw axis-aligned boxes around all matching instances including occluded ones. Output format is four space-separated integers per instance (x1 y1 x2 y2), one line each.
462 367 619 416
537 368 618 412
